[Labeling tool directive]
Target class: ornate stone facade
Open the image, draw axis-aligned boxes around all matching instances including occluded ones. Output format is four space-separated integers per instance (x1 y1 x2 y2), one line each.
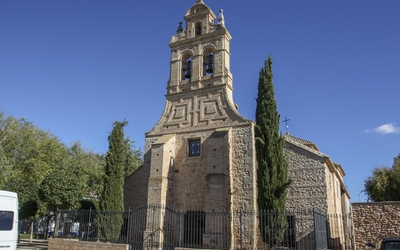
124 0 258 248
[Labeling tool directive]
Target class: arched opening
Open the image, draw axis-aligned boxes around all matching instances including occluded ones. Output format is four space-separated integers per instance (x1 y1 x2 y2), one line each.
195 23 202 36
182 54 192 80
203 48 214 76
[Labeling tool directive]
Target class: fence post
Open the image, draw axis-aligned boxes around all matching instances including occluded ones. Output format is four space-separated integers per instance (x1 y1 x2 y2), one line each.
313 208 317 250
86 207 92 241
126 207 131 244
240 209 243 250
179 209 183 247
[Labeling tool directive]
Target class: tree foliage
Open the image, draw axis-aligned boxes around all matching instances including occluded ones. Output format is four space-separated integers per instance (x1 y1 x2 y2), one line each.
40 165 85 208
0 111 67 219
38 140 105 237
255 56 291 245
364 152 400 201
97 120 127 241
67 142 105 202
0 110 105 220
1 110 142 229
123 137 143 179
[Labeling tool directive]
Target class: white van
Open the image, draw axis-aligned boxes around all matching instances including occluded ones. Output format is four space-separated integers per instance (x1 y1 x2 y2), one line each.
0 190 18 250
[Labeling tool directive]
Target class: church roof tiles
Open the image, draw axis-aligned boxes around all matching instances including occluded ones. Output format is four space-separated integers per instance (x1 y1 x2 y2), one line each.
284 134 320 151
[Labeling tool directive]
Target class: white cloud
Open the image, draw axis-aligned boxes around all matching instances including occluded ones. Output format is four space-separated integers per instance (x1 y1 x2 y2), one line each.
363 123 400 135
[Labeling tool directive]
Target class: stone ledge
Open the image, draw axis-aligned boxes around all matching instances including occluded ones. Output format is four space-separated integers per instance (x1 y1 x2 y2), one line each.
48 238 129 250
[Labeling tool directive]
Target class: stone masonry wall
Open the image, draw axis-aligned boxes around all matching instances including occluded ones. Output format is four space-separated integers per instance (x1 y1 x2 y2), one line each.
326 167 336 214
124 163 149 209
124 137 159 209
284 142 328 212
352 202 400 250
231 125 258 249
231 126 257 212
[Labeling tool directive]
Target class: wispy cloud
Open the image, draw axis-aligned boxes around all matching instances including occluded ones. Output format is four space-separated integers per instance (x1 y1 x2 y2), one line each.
363 123 400 135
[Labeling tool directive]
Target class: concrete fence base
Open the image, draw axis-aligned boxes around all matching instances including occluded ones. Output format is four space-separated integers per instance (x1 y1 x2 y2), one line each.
48 238 130 250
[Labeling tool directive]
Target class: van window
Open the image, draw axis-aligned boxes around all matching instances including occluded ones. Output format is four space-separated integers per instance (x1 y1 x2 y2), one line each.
0 211 14 231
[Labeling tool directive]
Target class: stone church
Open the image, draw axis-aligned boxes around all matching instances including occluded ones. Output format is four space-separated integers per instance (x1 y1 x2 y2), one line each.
124 1 259 246
124 0 351 248
124 0 257 214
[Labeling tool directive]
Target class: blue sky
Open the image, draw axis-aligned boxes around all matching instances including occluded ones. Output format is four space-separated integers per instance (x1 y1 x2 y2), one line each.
1 0 399 202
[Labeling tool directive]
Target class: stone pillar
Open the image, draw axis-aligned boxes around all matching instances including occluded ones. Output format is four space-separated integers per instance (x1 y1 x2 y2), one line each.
144 135 175 249
203 129 231 248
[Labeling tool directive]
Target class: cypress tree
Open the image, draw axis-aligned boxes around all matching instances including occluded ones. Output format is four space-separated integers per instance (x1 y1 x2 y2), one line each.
97 120 127 241
255 56 291 245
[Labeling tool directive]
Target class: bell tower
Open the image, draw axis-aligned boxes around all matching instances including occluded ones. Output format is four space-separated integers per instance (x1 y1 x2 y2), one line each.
167 0 233 102
144 0 257 210
146 0 242 136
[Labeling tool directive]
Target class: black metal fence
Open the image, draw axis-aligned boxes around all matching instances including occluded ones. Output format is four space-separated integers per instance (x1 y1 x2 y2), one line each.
28 205 353 250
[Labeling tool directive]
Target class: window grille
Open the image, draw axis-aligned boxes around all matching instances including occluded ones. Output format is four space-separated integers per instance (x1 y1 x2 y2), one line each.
189 140 201 157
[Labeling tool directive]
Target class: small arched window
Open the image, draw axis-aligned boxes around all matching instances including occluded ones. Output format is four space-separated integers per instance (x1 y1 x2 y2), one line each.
195 23 202 36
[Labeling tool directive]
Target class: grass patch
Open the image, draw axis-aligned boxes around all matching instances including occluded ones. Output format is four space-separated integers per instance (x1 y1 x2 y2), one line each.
19 234 32 239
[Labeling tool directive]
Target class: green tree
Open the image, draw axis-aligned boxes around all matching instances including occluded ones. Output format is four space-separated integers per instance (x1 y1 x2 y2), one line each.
67 142 105 201
0 111 66 219
39 162 87 237
0 111 106 220
39 164 86 212
97 120 127 241
123 137 143 179
0 110 13 187
255 56 291 245
364 152 400 201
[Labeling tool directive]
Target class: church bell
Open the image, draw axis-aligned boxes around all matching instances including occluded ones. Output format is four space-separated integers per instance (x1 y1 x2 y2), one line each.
204 54 214 74
183 60 191 79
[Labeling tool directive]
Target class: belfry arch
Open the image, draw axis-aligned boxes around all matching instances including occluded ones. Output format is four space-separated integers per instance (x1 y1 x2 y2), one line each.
181 53 193 80
203 47 214 76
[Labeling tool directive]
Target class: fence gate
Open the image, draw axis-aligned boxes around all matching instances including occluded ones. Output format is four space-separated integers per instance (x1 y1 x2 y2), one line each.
183 210 205 247
314 209 328 250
